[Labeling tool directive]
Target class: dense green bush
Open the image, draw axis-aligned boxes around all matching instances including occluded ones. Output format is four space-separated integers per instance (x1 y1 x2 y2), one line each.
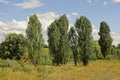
89 41 103 60
90 52 104 60
106 54 116 60
89 53 98 60
39 53 52 65
0 59 21 68
0 59 22 72
115 50 120 60
0 33 26 60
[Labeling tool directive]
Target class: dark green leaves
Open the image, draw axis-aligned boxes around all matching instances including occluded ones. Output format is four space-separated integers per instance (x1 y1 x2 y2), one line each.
69 27 78 66
0 33 26 60
48 14 69 65
75 16 93 66
98 21 113 58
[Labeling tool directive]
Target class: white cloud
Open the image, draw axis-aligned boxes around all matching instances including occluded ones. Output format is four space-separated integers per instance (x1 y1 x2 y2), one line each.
0 12 59 44
111 32 120 46
0 0 8 4
14 0 43 9
112 0 120 2
87 0 93 3
0 19 27 42
92 25 100 40
92 25 120 46
71 12 78 16
104 1 108 5
37 12 59 31
36 12 59 44
0 12 120 45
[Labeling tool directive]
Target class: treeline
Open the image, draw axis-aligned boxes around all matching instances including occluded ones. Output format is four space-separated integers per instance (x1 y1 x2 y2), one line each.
0 14 120 66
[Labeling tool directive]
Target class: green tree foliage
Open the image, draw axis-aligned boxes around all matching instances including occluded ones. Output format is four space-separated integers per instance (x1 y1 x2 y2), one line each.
98 21 113 58
48 20 61 65
48 14 69 65
75 16 93 66
0 33 26 60
112 44 120 60
89 41 103 60
58 14 70 64
111 45 116 55
26 14 44 66
69 27 78 66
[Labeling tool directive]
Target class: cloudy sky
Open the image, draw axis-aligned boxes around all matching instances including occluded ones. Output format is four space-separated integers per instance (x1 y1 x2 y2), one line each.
0 0 120 45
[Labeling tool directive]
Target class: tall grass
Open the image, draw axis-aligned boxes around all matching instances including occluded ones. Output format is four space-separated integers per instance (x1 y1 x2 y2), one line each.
0 60 120 80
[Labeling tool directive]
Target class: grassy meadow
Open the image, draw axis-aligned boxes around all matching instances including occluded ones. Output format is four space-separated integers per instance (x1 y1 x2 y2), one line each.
0 60 120 80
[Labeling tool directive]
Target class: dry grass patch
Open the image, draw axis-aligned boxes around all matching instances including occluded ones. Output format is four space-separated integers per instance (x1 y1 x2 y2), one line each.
0 60 120 80
47 60 120 80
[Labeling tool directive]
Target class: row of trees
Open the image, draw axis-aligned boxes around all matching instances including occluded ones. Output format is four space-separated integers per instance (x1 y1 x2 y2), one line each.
0 14 118 66
48 15 113 66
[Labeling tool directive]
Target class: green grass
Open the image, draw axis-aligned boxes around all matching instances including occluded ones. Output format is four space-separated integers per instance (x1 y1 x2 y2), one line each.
0 60 120 80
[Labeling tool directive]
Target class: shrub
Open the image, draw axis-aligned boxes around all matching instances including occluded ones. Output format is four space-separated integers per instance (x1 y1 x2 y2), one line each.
39 53 52 65
90 52 104 60
0 33 26 60
115 50 120 60
106 54 115 60
89 53 97 60
0 59 22 72
0 59 21 67
22 66 32 72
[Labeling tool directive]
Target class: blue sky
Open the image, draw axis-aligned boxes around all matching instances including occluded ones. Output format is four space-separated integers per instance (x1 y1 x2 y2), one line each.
0 0 120 45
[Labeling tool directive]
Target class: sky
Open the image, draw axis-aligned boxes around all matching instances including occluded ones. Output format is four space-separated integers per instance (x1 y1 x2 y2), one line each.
0 0 120 45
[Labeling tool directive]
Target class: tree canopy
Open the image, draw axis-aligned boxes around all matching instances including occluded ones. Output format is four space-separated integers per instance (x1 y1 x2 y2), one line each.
0 33 26 60
69 27 78 66
98 21 113 58
48 14 70 65
75 16 93 66
26 14 44 66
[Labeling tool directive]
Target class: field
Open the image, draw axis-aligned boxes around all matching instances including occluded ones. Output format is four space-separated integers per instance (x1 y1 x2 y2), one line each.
0 60 120 80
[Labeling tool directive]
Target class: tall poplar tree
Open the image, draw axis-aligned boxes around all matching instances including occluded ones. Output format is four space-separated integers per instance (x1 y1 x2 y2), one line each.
98 21 112 58
26 14 44 66
58 14 69 64
75 16 93 66
48 14 69 65
48 20 61 65
69 27 78 66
